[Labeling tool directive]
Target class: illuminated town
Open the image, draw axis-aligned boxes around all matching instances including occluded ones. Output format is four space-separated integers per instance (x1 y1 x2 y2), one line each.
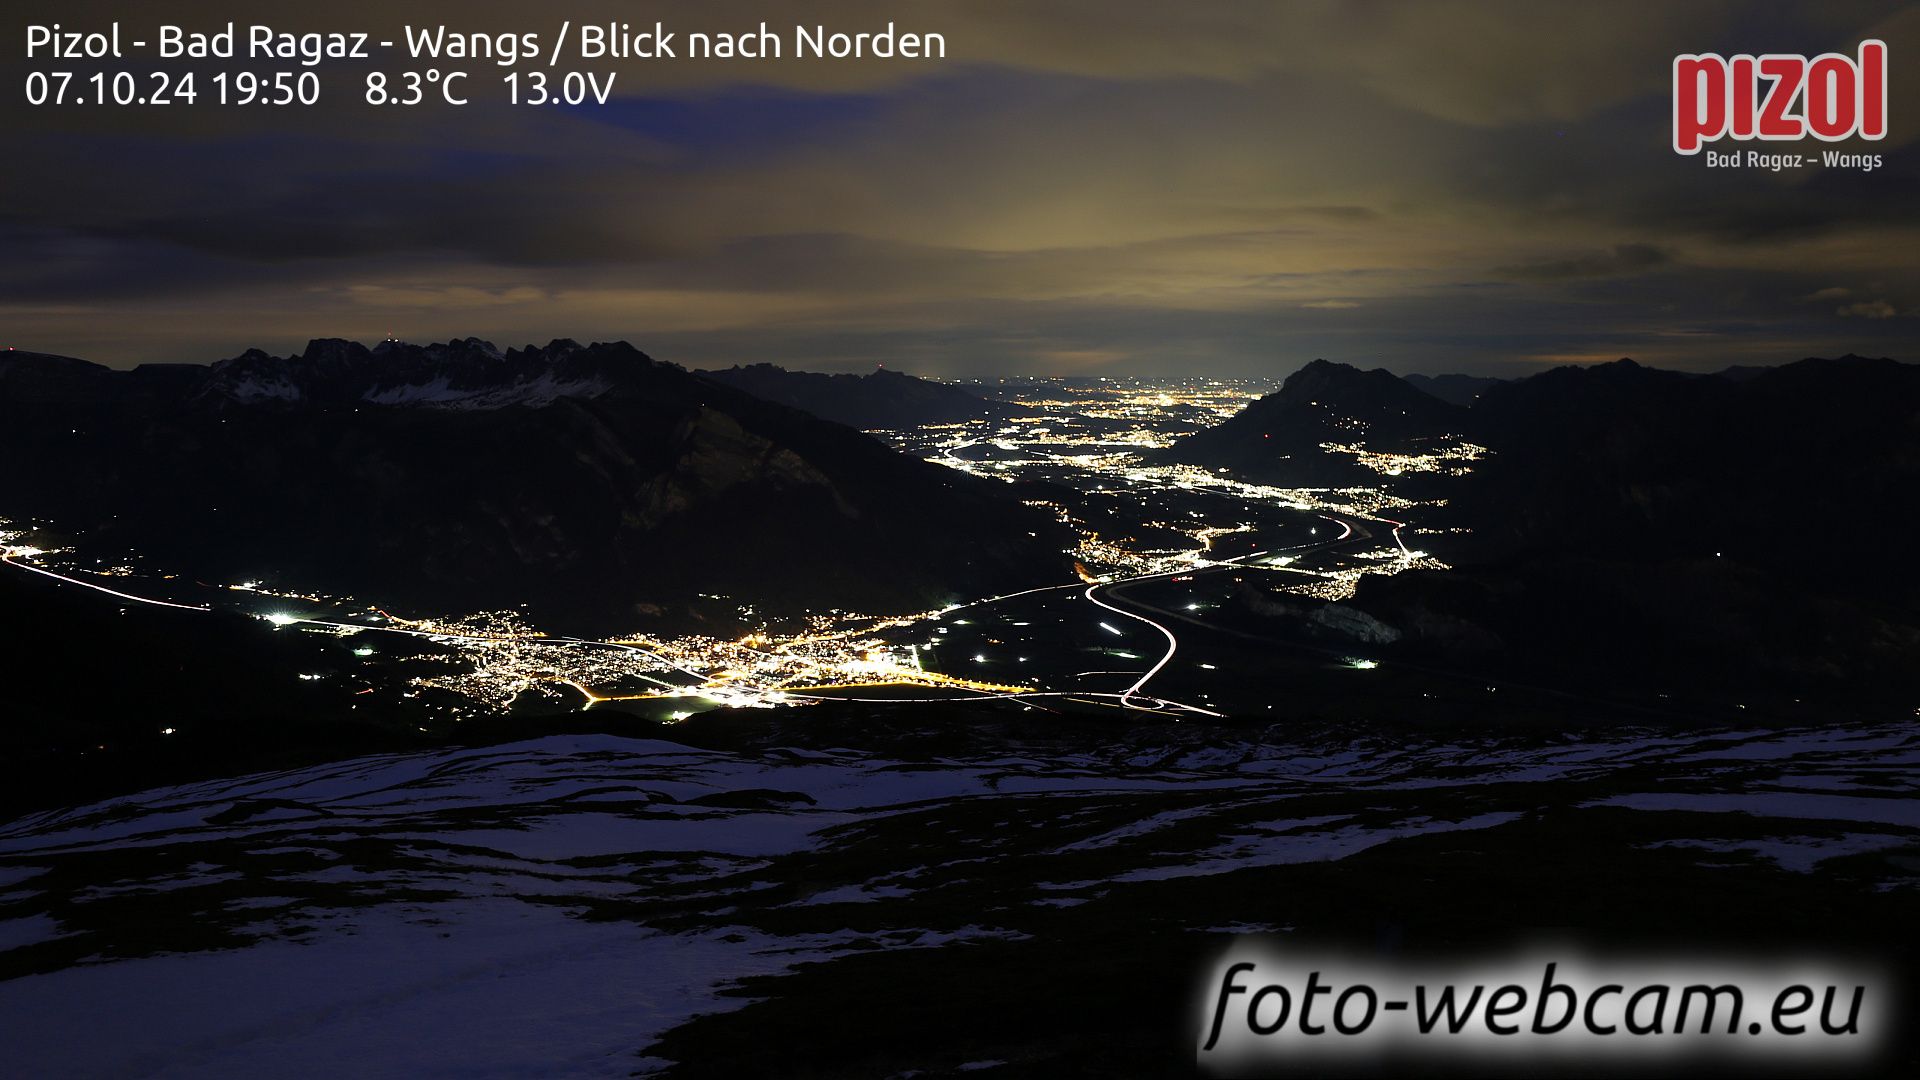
0 378 1482 722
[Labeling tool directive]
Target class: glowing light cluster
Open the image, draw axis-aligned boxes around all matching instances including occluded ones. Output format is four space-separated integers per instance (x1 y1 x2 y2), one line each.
1 377 1467 723
1319 439 1488 477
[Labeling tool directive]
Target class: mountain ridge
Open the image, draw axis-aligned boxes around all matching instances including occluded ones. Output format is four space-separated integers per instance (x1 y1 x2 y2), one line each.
696 362 1015 429
1155 358 1468 483
0 338 1074 631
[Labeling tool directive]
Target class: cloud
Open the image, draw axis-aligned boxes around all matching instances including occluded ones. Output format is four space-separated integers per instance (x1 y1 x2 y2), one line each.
2 0 1916 373
1838 300 1900 319
1495 244 1672 281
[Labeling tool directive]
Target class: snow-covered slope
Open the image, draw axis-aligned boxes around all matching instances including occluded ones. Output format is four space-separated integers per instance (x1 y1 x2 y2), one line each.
1 724 1916 1077
193 338 623 410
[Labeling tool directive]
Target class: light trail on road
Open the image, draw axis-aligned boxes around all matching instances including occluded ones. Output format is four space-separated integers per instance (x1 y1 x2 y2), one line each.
787 686 1223 717
1072 511 1375 707
0 502 1401 722
1 552 211 612
1084 573 1184 708
0 549 1213 715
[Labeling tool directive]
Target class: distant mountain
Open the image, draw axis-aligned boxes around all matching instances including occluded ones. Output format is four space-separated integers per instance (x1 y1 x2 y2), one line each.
0 339 1073 630
1401 371 1503 405
1157 359 1467 484
697 364 1015 429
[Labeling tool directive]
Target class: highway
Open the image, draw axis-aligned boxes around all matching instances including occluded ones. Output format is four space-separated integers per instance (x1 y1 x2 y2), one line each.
1 549 211 612
1074 513 1375 708
1083 571 1186 709
0 507 1395 721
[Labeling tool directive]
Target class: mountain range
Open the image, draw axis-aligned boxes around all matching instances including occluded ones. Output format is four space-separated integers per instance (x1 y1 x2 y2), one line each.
1155 358 1469 484
0 339 1071 631
1401 371 1503 405
696 363 1015 429
1164 353 1920 702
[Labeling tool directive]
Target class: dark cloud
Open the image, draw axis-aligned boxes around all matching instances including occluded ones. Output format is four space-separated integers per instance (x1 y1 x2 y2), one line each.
1496 244 1672 281
1839 300 1902 318
3 0 1916 372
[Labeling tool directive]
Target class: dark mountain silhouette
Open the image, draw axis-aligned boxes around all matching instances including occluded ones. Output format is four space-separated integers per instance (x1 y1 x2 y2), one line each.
0 339 1073 631
1169 354 1917 581
1355 354 1920 703
1446 355 1920 577
1160 353 1920 702
696 363 1015 429
1156 358 1467 484
1401 371 1503 405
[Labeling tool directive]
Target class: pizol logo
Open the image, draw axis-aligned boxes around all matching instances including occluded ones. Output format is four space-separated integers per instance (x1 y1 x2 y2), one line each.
1673 40 1887 154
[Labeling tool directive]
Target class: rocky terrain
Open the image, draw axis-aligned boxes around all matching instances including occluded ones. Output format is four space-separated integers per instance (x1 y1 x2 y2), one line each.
0 340 1072 631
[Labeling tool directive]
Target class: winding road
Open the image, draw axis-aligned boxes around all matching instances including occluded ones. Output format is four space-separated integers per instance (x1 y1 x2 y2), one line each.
1 509 1392 720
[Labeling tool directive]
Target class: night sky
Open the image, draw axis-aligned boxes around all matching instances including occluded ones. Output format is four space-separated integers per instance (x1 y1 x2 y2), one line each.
6 0 1919 375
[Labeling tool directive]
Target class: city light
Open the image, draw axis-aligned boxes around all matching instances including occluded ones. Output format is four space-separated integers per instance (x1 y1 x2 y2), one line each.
0 377 1452 723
